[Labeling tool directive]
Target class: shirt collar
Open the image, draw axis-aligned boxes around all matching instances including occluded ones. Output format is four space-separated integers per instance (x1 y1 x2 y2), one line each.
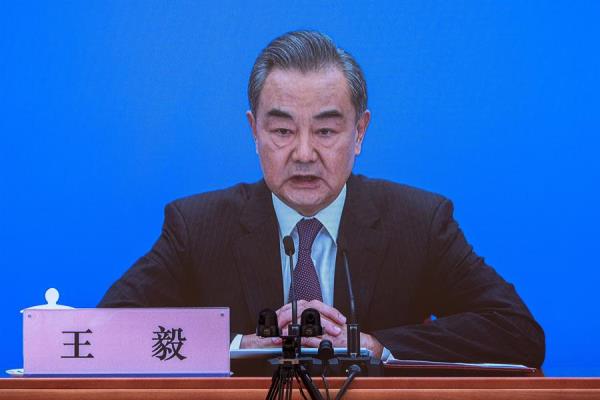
271 184 347 241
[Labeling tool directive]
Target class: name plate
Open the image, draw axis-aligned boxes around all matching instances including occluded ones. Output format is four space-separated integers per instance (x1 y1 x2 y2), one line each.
23 308 230 376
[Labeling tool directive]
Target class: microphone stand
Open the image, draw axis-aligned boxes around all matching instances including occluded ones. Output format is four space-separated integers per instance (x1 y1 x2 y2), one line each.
265 236 323 400
333 248 383 378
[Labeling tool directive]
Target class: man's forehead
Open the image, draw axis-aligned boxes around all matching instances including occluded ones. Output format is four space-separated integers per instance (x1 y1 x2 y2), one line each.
258 67 354 116
262 67 349 94
265 107 345 121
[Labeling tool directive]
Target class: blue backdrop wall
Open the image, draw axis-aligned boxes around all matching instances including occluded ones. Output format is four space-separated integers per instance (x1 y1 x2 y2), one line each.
1 1 598 376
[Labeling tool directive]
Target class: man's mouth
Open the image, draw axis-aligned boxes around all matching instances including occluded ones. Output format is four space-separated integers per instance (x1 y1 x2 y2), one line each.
293 175 318 181
289 175 320 185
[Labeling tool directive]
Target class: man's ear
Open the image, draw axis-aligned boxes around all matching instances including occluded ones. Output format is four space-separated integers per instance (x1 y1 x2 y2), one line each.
246 110 259 153
354 109 371 155
246 110 257 138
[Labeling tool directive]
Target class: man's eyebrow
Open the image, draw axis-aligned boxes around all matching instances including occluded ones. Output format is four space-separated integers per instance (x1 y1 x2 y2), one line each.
314 109 344 120
266 108 294 119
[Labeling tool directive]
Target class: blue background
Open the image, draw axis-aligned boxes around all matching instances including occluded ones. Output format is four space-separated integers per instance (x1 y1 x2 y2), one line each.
1 1 598 376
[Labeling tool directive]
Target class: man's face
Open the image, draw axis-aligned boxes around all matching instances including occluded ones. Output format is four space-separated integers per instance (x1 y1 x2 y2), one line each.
247 67 370 216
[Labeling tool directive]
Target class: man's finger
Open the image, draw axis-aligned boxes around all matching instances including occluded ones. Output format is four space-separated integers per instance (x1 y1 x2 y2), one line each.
276 300 307 315
301 337 321 348
305 300 347 325
276 300 307 324
277 312 299 329
277 300 347 330
320 316 344 337
301 334 345 349
240 334 283 349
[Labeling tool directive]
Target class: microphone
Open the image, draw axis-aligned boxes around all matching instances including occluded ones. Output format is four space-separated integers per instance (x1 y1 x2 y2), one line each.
335 238 383 377
317 339 334 362
338 241 360 357
283 235 300 337
283 235 295 256
256 308 279 337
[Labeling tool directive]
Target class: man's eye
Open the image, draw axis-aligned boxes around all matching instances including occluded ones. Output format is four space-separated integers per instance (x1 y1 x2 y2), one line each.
274 129 292 136
317 129 335 136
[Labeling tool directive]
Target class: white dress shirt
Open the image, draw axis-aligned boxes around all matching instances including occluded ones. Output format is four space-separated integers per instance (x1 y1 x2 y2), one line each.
273 184 346 306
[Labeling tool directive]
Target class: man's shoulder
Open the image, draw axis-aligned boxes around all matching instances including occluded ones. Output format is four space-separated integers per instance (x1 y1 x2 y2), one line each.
354 176 452 231
353 174 447 207
166 180 265 219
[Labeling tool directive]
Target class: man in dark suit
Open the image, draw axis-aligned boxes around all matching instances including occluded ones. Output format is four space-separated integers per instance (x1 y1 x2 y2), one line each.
99 31 545 367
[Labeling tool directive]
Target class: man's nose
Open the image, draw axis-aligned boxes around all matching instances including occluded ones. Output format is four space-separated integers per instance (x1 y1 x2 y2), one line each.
292 131 317 162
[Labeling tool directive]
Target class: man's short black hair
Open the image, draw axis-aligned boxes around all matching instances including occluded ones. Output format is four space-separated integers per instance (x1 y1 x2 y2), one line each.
248 30 368 120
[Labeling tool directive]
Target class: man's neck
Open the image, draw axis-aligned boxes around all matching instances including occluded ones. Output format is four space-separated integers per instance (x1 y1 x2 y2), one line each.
271 185 347 241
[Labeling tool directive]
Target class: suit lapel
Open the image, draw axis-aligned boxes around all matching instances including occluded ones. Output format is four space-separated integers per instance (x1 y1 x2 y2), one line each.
334 175 389 324
233 181 283 325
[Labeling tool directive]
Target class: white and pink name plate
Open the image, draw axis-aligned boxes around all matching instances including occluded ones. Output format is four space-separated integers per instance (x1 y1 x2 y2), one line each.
23 308 230 376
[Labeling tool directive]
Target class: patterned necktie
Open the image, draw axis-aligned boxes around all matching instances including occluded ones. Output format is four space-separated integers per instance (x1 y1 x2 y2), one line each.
288 218 324 302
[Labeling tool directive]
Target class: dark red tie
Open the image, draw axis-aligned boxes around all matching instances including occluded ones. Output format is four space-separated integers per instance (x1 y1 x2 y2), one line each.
288 218 323 302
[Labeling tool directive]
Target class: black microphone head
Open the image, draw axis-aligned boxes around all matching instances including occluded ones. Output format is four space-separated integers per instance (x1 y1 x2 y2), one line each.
300 308 323 337
256 308 279 337
317 339 334 361
283 235 295 256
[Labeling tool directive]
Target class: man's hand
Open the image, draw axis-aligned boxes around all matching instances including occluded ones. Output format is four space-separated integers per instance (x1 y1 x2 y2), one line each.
239 333 280 349
241 300 385 358
276 300 347 337
240 300 345 348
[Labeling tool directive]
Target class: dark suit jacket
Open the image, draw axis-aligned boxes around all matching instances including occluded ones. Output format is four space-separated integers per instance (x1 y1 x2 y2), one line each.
99 174 545 367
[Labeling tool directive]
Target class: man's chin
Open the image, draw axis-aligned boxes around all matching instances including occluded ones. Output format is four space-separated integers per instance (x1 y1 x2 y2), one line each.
280 192 329 216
